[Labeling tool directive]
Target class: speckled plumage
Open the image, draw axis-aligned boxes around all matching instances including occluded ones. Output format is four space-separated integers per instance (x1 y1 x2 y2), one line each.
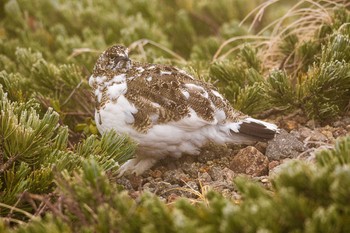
89 45 278 176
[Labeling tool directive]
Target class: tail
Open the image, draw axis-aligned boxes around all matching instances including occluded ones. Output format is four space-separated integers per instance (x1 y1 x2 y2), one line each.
228 117 279 143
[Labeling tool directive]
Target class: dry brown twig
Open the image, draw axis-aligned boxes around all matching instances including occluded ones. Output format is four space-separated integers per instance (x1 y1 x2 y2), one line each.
163 179 211 205
68 48 101 60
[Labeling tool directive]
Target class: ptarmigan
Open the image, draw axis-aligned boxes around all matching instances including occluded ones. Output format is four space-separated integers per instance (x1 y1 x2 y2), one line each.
89 45 278 176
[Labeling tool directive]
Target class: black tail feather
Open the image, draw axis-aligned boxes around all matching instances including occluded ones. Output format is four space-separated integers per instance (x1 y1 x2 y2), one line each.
237 121 277 141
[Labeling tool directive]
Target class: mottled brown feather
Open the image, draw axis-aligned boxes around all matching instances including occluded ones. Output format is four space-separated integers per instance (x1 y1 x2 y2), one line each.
92 49 247 133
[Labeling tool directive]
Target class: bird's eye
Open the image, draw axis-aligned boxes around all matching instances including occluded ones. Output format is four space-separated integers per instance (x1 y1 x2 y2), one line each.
106 56 130 70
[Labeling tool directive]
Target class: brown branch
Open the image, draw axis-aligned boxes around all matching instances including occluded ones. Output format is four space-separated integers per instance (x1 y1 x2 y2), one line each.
8 190 27 219
61 80 83 106
0 154 20 175
23 192 69 221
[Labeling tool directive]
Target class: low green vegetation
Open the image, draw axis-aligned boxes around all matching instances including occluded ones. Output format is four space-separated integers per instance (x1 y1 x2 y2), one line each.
2 136 350 232
0 0 349 232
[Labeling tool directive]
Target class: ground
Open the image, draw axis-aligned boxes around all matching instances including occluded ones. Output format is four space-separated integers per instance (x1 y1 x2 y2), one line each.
117 112 350 202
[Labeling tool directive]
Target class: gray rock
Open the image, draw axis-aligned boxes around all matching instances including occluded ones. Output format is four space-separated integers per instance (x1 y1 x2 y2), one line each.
266 129 305 160
198 172 212 183
208 166 225 181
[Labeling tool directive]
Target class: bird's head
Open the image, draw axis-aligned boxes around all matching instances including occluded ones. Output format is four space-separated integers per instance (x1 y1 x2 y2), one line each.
93 44 131 75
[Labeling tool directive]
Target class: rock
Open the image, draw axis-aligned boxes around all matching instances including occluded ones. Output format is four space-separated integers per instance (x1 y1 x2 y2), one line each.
129 191 141 199
269 159 294 176
163 170 189 184
143 182 155 192
333 116 350 128
321 129 334 141
332 127 348 138
208 166 225 181
255 142 267 154
229 146 269 176
180 161 200 178
167 193 180 203
266 129 304 160
207 166 235 182
149 169 163 178
198 172 212 183
299 127 328 142
284 120 299 131
221 167 236 181
128 174 143 190
269 160 280 170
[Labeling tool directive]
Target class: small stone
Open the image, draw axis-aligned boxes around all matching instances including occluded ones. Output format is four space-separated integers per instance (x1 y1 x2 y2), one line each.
181 162 199 178
322 131 334 141
261 178 269 183
129 191 141 199
163 170 189 184
333 120 345 128
306 119 317 128
299 127 328 142
221 189 235 198
342 116 350 125
150 169 162 178
167 193 180 203
198 172 212 183
333 127 348 138
208 166 223 181
128 174 143 190
266 129 305 160
284 120 299 130
229 146 269 176
143 182 155 192
221 168 236 181
199 166 209 173
269 160 280 170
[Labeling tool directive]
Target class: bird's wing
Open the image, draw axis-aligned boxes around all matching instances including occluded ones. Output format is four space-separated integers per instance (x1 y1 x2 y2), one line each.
124 65 245 133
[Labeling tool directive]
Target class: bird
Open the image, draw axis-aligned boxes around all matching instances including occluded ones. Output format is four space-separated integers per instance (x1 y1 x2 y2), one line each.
89 44 279 176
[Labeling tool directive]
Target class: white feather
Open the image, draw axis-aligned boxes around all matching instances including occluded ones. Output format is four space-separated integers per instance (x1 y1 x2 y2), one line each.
243 117 279 131
136 67 145 72
181 90 190 99
107 83 127 99
111 74 126 83
160 71 172 75
211 90 224 100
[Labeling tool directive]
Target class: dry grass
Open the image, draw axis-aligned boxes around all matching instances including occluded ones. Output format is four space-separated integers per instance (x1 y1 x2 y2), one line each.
129 39 187 63
213 0 349 73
